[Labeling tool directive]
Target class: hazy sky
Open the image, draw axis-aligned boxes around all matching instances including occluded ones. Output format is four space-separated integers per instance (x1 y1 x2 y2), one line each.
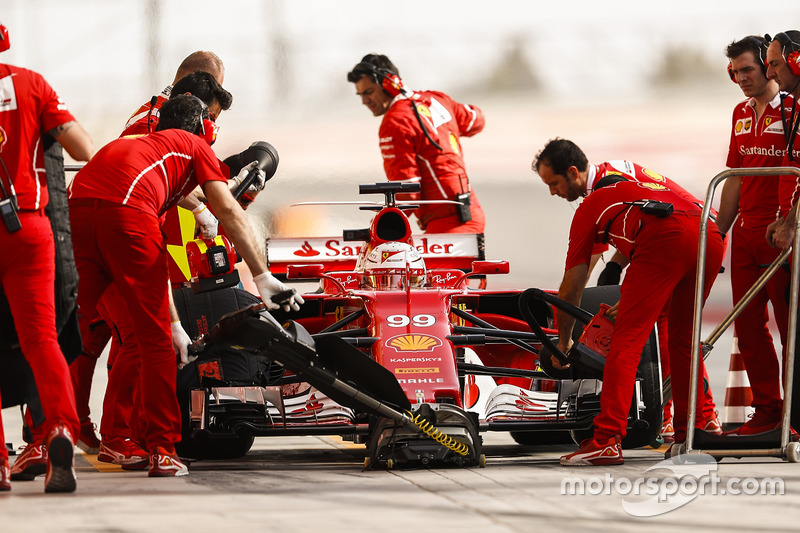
4 0 797 125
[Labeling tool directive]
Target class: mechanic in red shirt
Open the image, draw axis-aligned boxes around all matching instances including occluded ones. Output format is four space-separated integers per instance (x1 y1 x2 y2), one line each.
763 30 800 433
767 31 800 247
716 35 791 436
534 140 725 465
67 95 302 477
69 55 226 451
535 139 722 443
0 23 93 492
122 50 224 137
347 54 485 234
87 70 235 469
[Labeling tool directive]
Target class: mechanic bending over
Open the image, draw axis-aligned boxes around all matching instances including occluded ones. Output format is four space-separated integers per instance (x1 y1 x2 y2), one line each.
67 95 303 477
347 54 486 234
533 139 725 466
58 52 227 464
54 61 232 474
534 139 722 444
95 70 238 470
717 35 792 437
0 21 93 493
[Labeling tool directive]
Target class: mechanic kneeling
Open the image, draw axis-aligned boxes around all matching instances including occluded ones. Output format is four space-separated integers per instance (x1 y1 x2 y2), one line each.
67 95 303 477
534 143 724 466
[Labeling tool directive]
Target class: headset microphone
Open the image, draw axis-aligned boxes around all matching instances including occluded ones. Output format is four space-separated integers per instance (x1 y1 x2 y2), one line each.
146 95 158 133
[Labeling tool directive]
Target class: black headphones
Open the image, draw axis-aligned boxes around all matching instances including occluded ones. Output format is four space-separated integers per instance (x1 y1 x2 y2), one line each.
727 36 769 82
773 31 800 77
356 61 406 97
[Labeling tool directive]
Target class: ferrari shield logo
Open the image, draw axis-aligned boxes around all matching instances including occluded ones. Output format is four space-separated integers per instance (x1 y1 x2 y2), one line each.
382 250 403 261
386 334 442 352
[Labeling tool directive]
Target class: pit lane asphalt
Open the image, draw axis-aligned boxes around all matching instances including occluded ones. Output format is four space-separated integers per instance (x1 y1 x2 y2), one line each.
2 431 800 532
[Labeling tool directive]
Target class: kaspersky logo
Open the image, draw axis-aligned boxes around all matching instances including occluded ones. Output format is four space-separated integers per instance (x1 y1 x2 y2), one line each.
386 334 442 352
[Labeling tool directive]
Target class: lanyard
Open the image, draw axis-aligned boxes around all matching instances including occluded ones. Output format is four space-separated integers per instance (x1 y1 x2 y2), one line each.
781 90 800 161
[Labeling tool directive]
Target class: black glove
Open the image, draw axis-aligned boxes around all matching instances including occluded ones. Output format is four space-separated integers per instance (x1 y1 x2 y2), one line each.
597 262 622 286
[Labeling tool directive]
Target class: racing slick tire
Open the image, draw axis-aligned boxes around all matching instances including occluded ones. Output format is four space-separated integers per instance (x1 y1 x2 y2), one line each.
172 286 273 460
568 286 663 449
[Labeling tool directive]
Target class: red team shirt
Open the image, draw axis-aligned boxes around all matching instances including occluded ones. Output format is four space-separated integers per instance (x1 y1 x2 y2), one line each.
585 160 703 255
120 85 170 138
68 129 227 217
727 93 790 228
0 64 76 211
379 90 484 226
566 180 703 271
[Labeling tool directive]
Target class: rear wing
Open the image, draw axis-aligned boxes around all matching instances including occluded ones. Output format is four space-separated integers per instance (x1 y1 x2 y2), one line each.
267 233 485 275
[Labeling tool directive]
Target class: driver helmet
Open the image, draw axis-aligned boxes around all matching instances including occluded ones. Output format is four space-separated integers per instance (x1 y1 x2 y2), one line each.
363 242 426 289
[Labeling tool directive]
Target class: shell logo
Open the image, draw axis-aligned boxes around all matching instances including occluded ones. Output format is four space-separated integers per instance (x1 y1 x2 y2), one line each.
638 182 668 191
386 334 442 352
642 168 666 182
449 133 460 155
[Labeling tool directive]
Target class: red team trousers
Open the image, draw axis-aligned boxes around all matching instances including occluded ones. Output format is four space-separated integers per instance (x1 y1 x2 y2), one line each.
592 214 725 443
730 223 790 415
97 285 144 441
0 212 79 457
69 201 181 451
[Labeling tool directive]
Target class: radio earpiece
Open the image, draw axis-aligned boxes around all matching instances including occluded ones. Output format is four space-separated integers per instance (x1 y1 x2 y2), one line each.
187 95 218 146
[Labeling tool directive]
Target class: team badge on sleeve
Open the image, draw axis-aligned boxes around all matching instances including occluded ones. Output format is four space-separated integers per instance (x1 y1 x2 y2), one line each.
734 118 753 135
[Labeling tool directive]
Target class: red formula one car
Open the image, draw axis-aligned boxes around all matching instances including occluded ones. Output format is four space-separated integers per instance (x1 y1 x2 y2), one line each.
176 182 662 468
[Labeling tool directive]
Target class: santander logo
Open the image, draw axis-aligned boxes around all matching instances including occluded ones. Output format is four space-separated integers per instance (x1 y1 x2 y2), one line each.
293 241 320 257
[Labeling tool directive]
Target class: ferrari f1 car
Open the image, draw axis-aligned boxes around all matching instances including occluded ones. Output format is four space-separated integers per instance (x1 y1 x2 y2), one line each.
175 182 663 469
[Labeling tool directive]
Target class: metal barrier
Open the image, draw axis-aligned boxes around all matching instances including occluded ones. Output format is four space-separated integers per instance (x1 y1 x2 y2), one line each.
686 166 800 462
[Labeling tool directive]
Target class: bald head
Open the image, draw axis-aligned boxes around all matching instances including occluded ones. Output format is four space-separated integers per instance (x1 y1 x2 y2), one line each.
173 51 225 85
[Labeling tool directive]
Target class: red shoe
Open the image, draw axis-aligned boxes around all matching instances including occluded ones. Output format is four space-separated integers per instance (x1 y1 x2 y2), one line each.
1 458 10 491
44 424 76 493
10 442 47 481
700 411 723 436
148 447 188 477
560 435 624 466
660 417 675 443
724 410 781 436
98 437 148 468
77 419 101 454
